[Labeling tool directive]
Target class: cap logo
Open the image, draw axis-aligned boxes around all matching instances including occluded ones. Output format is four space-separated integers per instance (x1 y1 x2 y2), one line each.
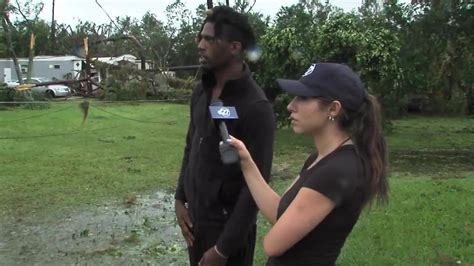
302 64 316 77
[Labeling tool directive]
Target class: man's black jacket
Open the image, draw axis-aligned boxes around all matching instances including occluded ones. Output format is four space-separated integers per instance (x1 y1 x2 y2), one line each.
175 65 275 256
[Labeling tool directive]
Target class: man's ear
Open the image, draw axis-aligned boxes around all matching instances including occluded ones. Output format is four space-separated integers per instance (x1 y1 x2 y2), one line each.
229 41 242 56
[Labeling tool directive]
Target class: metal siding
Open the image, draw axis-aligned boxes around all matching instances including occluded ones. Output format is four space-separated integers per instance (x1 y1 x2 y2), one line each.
0 59 77 82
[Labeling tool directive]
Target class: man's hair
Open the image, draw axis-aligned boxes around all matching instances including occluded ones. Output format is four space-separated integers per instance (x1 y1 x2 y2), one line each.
203 6 256 51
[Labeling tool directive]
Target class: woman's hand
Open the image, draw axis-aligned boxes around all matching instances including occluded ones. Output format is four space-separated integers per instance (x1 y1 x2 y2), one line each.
224 135 252 164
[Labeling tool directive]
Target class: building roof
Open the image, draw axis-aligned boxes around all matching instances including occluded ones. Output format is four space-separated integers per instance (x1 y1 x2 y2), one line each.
33 55 83 61
93 54 137 65
0 55 83 62
0 54 143 66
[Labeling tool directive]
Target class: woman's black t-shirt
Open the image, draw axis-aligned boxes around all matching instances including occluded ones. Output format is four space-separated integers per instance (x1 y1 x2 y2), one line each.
267 145 366 266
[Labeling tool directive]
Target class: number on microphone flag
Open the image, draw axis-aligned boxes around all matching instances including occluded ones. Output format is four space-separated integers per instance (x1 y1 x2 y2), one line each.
209 106 239 119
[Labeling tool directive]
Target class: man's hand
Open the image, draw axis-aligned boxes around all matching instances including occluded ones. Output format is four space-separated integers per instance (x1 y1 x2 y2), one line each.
199 246 228 266
175 200 194 246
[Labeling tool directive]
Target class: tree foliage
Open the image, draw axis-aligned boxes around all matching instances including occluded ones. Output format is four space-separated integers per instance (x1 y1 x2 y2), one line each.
255 0 473 120
2 0 472 115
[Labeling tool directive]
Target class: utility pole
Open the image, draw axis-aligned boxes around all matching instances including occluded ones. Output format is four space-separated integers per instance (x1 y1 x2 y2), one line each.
84 37 92 96
50 0 56 53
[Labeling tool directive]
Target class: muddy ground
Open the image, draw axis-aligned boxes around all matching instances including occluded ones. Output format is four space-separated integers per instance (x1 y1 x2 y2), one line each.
0 192 188 265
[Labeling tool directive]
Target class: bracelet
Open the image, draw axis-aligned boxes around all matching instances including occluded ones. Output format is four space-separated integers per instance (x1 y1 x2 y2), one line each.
214 245 228 259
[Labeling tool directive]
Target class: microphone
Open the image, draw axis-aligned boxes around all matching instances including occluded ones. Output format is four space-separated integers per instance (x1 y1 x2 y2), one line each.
209 100 240 164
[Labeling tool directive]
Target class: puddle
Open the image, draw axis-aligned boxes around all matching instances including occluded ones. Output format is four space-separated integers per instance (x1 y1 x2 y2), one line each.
0 192 188 265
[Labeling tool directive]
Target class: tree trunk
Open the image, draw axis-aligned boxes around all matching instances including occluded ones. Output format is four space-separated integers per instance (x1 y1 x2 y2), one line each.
467 83 474 114
207 0 213 9
26 33 35 82
2 19 23 84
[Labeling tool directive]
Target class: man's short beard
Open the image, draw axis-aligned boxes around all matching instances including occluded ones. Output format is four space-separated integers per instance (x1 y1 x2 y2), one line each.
201 59 232 72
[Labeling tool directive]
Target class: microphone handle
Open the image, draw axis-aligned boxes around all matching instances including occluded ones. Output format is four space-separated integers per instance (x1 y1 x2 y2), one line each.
218 121 230 140
217 121 239 164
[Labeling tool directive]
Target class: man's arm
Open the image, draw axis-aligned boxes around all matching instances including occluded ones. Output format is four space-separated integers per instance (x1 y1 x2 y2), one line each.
175 87 198 247
216 101 275 256
175 120 193 202
175 86 198 202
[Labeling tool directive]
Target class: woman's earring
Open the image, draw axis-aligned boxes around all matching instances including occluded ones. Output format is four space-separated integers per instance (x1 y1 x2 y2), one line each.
328 116 335 122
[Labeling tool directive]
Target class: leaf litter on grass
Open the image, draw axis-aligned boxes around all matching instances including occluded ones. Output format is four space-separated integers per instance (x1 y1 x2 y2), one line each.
0 191 188 265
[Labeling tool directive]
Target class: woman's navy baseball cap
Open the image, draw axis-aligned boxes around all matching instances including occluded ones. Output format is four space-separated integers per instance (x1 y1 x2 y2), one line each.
276 63 368 111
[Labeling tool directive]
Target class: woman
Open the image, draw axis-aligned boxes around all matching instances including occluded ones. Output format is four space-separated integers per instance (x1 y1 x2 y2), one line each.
227 63 389 265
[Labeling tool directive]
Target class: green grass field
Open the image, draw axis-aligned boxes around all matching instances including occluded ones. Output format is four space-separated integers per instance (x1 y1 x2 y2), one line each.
0 102 188 216
0 102 472 265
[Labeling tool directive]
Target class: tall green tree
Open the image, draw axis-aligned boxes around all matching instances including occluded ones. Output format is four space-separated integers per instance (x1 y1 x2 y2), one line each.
399 0 473 113
255 0 335 100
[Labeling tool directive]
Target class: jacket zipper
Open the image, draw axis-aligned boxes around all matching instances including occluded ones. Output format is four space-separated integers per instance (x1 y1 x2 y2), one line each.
198 137 203 150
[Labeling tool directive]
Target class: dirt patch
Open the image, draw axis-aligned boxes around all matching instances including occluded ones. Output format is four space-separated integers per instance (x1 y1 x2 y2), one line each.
435 250 462 266
0 191 188 265
390 149 474 176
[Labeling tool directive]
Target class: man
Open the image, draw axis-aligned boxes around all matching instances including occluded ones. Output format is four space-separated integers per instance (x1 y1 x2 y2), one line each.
174 6 275 266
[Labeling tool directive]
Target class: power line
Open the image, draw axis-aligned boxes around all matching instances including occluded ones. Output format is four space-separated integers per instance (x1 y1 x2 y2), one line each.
0 101 51 104
0 99 188 104
0 105 73 124
94 0 120 31
0 100 183 139
98 99 187 104
0 100 186 125
0 126 120 140
90 105 171 124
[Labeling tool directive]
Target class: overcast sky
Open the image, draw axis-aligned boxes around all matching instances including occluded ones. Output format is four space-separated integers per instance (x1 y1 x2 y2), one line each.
35 0 410 26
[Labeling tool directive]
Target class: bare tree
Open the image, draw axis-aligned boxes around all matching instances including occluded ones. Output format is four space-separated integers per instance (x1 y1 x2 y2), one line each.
94 0 148 70
13 0 44 82
235 0 257 13
1 0 23 84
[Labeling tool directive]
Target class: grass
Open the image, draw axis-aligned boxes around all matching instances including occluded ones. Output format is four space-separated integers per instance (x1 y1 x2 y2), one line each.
0 102 473 265
0 101 188 216
338 177 473 266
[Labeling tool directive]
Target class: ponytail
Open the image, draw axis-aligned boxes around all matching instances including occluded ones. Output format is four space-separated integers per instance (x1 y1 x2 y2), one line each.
338 94 389 206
